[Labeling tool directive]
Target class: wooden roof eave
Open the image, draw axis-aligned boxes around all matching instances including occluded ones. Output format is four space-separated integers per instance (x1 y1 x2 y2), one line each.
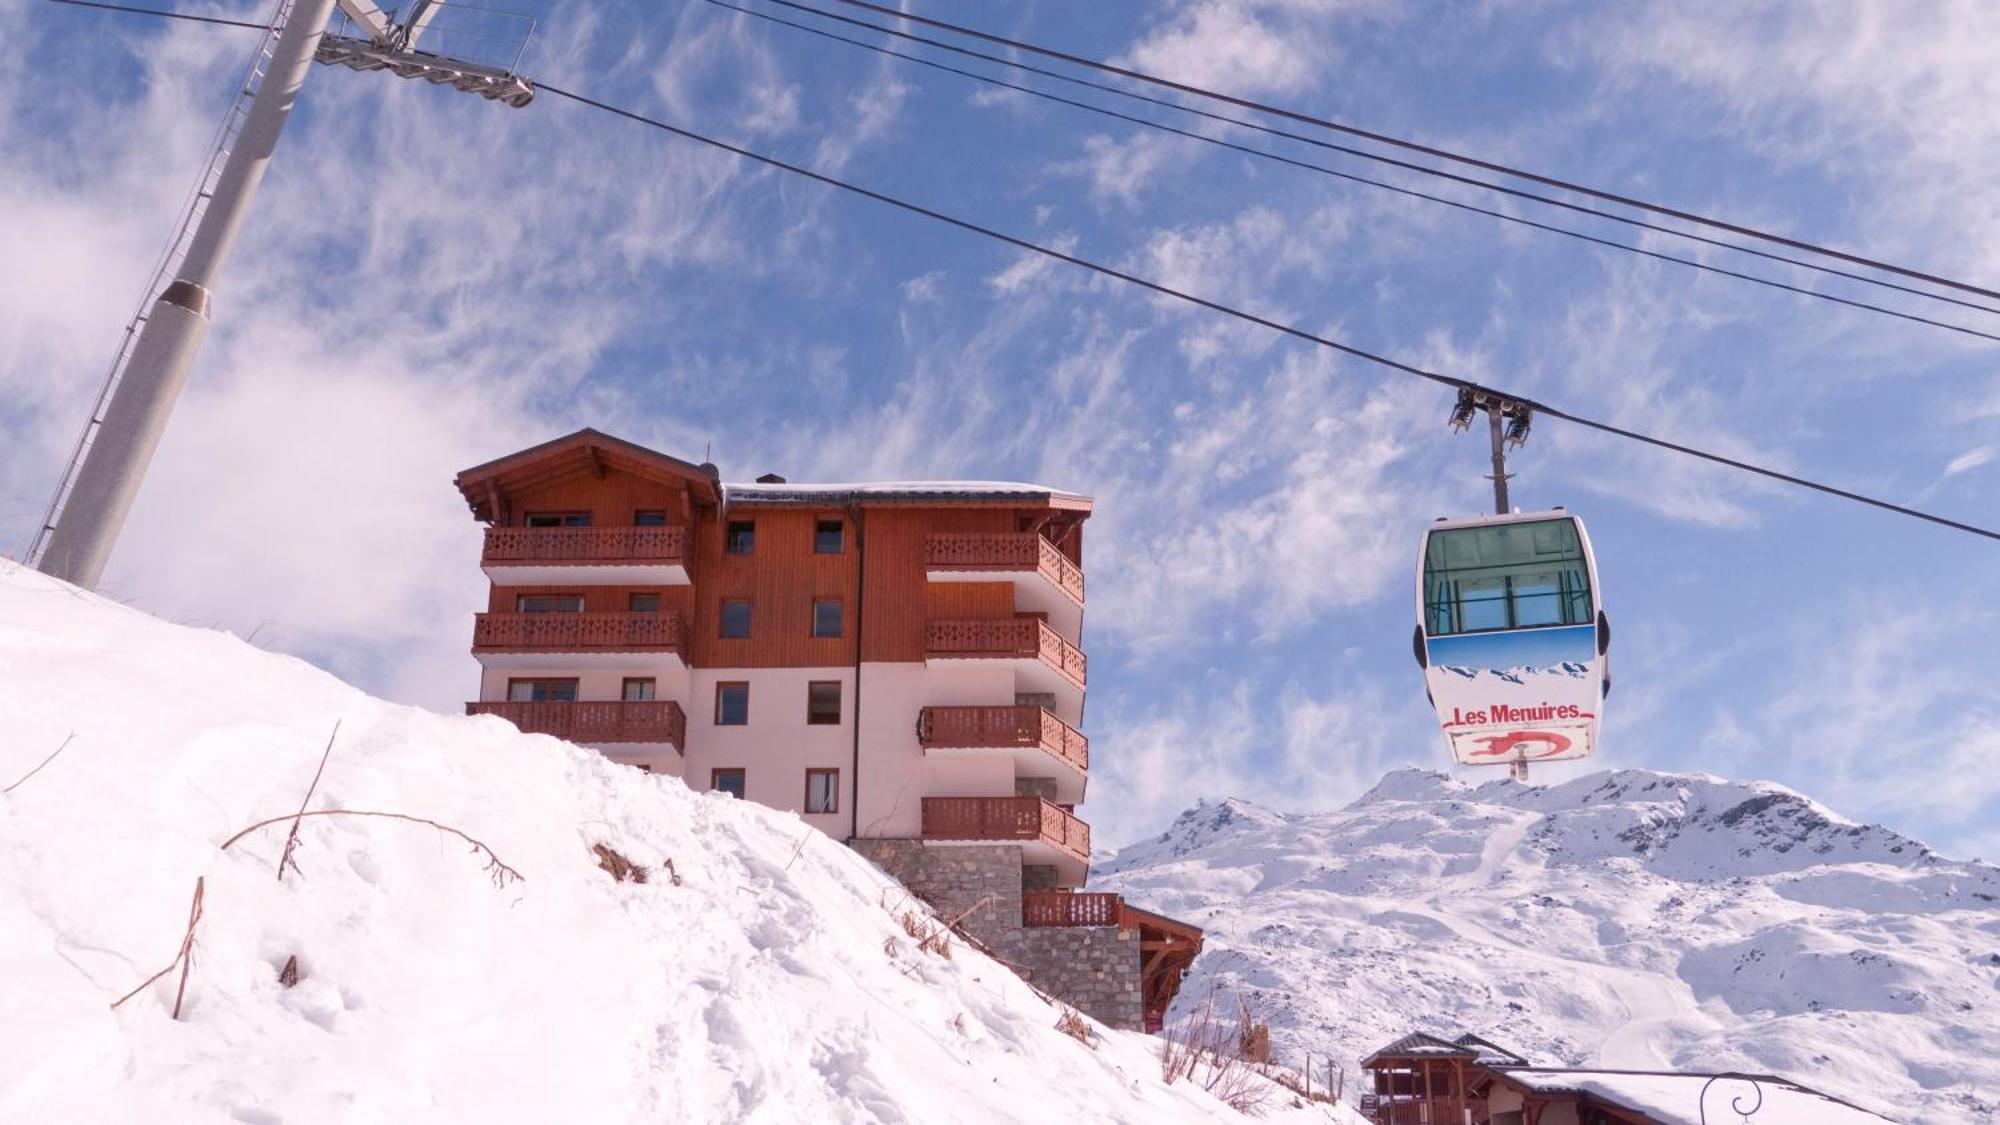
454 429 721 521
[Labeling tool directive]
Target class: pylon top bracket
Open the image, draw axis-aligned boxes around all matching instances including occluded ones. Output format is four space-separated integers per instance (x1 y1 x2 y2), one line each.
319 1 536 107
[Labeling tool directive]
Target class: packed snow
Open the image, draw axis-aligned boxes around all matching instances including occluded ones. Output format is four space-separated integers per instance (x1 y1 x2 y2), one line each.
0 563 1334 1123
1096 770 2000 1124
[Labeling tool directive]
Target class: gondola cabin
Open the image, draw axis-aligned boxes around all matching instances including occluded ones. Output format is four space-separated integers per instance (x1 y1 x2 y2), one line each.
1415 509 1608 769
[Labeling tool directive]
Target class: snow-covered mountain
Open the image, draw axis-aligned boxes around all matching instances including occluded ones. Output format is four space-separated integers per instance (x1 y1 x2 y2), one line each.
1438 660 1593 683
0 564 1336 1123
1096 770 2000 1124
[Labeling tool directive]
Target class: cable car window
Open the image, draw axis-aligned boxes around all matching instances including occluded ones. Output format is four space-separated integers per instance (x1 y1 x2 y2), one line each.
1424 519 1591 636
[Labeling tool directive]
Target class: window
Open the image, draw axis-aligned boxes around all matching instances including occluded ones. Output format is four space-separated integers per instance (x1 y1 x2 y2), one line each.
628 592 661 613
622 677 656 702
711 768 746 799
1422 518 1593 636
524 512 590 528
807 681 842 725
725 520 756 554
814 518 844 554
715 682 749 725
633 509 668 526
805 768 839 814
811 599 843 638
516 593 584 613
719 599 751 639
507 678 578 702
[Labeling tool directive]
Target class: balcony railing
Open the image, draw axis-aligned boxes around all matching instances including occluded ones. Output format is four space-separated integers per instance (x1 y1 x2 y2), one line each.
471 611 687 654
926 532 1084 603
920 796 1089 861
917 705 1088 772
466 699 686 748
924 618 1086 688
1021 891 1121 927
481 525 687 567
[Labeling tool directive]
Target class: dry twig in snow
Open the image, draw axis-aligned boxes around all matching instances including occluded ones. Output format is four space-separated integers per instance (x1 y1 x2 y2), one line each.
278 721 341 881
111 877 206 1018
3 731 76 795
222 810 523 887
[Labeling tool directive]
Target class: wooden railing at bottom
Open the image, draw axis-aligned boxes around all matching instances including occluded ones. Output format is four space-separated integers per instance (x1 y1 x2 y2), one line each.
1021 891 1120 927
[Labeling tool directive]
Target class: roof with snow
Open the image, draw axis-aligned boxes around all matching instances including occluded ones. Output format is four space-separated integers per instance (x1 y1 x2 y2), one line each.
723 480 1091 510
1487 1068 1897 1124
1360 1032 1477 1065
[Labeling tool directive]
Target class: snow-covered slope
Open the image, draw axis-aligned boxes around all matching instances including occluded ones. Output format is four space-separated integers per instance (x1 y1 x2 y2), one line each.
1096 770 2000 1124
0 564 1322 1123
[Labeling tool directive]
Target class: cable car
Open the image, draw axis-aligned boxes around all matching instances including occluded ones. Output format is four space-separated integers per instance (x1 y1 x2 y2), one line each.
1413 509 1609 774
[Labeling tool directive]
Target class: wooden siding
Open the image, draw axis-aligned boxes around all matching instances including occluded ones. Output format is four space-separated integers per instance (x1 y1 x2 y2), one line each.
499 464 698 527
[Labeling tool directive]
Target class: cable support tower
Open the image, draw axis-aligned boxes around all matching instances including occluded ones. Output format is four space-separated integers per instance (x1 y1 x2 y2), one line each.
708 0 2000 343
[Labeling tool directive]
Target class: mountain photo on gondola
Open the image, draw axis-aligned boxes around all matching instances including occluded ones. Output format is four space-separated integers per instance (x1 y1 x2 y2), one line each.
1424 623 1602 765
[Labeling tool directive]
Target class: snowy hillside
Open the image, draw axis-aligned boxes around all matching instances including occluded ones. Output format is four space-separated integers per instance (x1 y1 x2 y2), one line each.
1096 770 2000 1125
0 563 1338 1123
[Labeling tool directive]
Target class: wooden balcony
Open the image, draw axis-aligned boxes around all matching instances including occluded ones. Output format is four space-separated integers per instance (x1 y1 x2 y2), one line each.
1021 891 1121 927
479 525 690 585
918 706 1088 800
471 611 687 665
925 618 1086 692
926 532 1084 604
921 796 1090 873
466 699 686 749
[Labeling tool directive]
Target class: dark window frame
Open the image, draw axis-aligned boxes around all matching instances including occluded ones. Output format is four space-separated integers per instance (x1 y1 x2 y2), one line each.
806 680 842 725
719 598 752 639
524 511 591 528
621 677 656 702
814 517 845 555
725 519 756 555
715 681 750 725
805 768 839 814
811 598 844 639
711 767 746 798
506 677 579 702
516 593 585 614
628 592 662 613
633 509 668 527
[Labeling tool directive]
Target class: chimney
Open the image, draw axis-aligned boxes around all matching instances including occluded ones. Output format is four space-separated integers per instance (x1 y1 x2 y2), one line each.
756 473 786 484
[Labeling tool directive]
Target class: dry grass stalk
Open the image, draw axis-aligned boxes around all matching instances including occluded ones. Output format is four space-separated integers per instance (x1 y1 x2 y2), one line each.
221 810 523 887
278 954 300 988
662 857 682 886
1054 1005 1094 1047
783 831 810 871
592 843 649 883
3 731 76 796
1159 985 1273 1115
111 877 206 1018
278 721 341 881
1236 996 1271 1064
898 910 953 960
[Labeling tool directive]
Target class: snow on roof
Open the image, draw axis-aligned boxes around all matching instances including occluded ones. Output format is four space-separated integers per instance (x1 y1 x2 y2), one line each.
1497 1069 1897 1124
723 480 1091 506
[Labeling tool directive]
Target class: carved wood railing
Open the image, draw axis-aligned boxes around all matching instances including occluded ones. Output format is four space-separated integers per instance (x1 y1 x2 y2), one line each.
471 611 687 654
925 532 1084 603
924 619 1086 688
482 526 687 567
465 700 687 747
1021 891 1120 927
917 705 1088 772
920 796 1089 861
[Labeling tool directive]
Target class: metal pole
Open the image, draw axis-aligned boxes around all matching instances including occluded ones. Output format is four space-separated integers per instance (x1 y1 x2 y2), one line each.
1487 405 1510 516
37 0 337 589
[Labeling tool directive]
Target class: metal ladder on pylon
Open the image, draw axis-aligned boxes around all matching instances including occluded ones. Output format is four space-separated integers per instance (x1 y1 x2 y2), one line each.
22 0 296 568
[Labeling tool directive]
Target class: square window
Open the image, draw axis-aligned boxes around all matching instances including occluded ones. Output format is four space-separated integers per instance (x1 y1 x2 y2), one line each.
807 681 841 725
814 519 844 554
715 682 749 725
719 599 752 639
622 677 656 702
812 599 843 639
516 593 584 613
725 520 756 554
633 509 668 527
506 678 578 702
628 592 661 613
805 768 839 814
711 768 746 799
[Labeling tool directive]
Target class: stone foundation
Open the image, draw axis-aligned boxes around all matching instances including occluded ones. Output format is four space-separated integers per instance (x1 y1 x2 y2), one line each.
851 839 1142 1030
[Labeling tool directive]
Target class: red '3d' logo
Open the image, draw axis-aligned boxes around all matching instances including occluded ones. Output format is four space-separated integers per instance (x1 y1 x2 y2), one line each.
1470 730 1573 760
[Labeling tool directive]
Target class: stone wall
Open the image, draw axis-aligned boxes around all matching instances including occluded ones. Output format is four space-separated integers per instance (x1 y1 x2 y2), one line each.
850 839 1143 1030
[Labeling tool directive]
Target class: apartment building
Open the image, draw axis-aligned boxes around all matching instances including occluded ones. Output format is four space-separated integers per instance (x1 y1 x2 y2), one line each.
454 429 1198 1029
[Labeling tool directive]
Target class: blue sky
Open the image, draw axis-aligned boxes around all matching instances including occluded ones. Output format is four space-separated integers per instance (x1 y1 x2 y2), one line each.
3 0 1995 858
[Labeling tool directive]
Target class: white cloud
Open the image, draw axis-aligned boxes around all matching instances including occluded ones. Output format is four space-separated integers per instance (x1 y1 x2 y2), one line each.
1116 1 1352 99
1942 446 1992 478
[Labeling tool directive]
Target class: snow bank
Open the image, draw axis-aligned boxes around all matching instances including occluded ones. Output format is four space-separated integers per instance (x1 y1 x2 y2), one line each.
0 564 1301 1123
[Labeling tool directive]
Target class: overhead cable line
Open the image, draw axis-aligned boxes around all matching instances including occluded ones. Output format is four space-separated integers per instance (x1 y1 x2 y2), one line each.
530 82 1998 543
826 0 2000 304
43 1 2000 541
47 0 265 29
759 0 2000 325
705 0 2000 344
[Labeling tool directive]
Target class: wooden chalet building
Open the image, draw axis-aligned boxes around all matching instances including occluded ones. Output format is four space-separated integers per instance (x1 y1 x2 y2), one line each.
453 429 1200 1030
1360 1031 1896 1125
